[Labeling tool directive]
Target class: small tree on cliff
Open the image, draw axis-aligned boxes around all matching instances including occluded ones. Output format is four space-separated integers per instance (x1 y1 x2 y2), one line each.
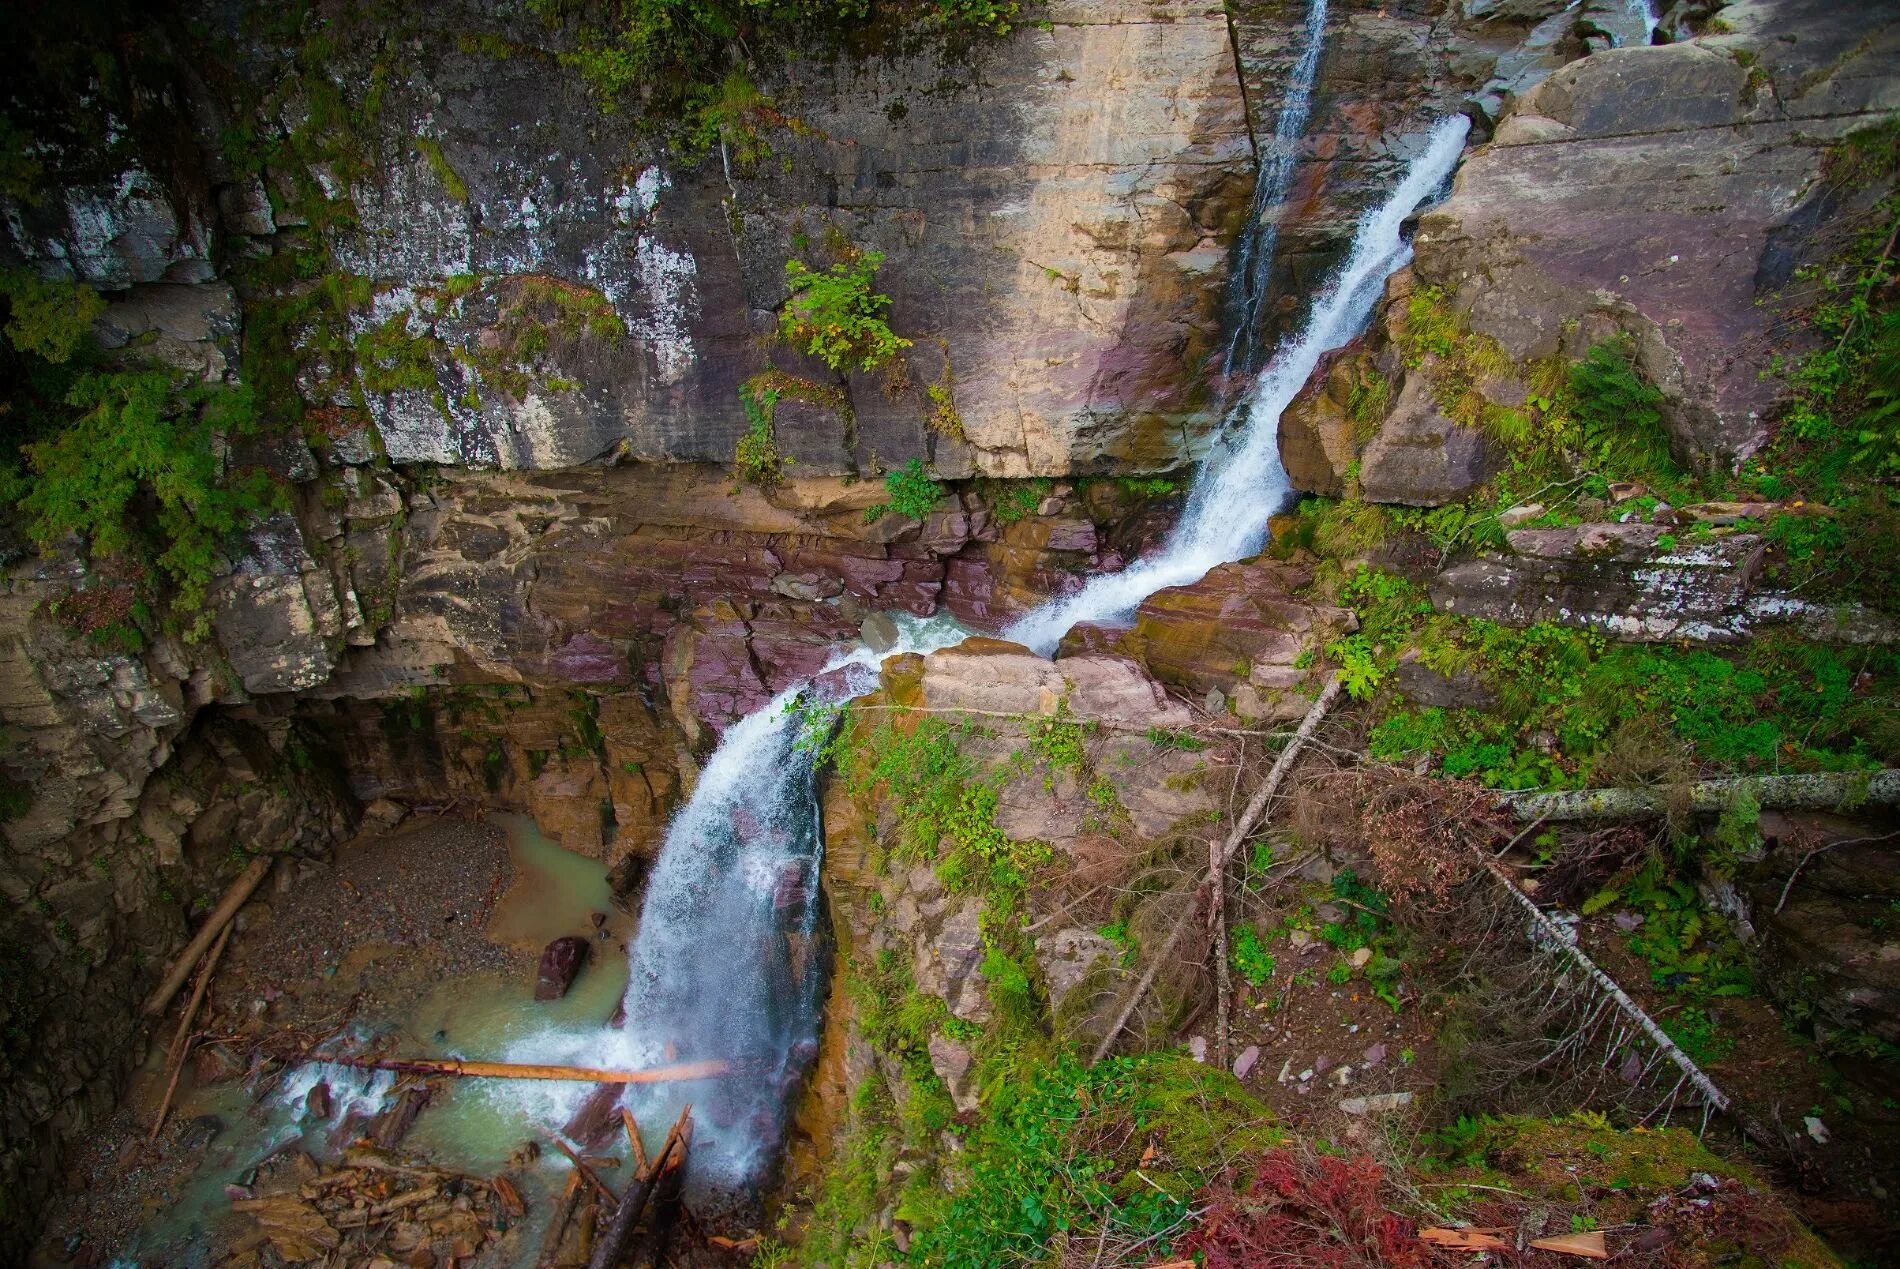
779 251 910 374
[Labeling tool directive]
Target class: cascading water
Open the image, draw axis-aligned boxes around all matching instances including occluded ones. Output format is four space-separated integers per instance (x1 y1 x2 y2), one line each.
1624 0 1660 46
512 112 1469 1203
1219 0 1330 388
1007 114 1470 655
503 614 971 1195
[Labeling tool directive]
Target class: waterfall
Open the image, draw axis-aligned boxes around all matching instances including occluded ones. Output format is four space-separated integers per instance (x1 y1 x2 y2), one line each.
506 615 970 1193
1626 0 1659 45
1219 0 1330 388
1006 113 1470 655
510 114 1469 1200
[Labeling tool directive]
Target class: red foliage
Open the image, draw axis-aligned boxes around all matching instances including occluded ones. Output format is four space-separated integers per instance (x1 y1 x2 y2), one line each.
1180 1148 1446 1268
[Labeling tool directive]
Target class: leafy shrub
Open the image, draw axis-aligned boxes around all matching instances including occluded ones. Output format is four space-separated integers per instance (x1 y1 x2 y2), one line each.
781 250 910 373
1 269 103 363
18 366 281 634
864 458 942 522
1232 926 1277 987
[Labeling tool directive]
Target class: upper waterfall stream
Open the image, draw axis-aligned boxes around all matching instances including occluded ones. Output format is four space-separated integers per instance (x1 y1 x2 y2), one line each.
492 113 1469 1200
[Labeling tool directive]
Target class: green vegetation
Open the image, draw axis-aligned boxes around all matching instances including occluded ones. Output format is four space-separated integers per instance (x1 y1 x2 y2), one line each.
1231 925 1276 986
1312 559 1899 790
1742 119 1900 614
535 1 1019 120
1 273 284 637
864 458 944 522
410 135 468 201
781 250 910 373
734 378 787 487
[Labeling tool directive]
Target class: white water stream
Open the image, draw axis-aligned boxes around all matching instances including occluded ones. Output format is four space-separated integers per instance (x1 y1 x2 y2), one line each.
1007 114 1470 655
567 112 1472 1196
1220 0 1330 385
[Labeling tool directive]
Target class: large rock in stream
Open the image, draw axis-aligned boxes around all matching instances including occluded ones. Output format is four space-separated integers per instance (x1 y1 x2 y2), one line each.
534 936 590 1002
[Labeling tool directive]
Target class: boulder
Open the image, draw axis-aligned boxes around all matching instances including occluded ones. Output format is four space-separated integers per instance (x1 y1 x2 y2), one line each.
534 936 590 1001
1094 560 1354 701
1356 370 1501 507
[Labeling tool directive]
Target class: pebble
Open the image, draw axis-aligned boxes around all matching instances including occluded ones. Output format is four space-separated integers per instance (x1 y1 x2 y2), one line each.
1233 1046 1261 1080
1186 1035 1207 1063
1339 1091 1414 1116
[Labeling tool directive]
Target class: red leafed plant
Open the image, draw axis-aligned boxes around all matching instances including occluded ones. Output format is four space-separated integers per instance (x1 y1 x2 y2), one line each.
1179 1148 1446 1268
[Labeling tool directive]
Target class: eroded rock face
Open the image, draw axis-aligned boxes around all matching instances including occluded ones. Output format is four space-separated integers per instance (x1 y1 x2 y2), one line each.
1411 6 1900 466
1430 523 1768 640
0 716 357 1262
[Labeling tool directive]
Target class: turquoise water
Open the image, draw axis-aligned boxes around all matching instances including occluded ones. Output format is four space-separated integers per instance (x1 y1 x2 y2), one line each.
113 812 634 1266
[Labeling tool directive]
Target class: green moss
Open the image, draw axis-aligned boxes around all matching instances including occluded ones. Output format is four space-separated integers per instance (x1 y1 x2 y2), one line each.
410 135 468 201
354 313 443 394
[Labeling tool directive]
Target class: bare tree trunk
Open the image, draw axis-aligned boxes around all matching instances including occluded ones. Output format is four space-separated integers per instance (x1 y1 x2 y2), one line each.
1504 770 1900 822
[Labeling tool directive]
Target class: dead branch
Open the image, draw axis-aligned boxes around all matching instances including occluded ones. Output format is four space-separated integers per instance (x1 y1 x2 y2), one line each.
1483 861 1729 1113
1774 830 1900 914
1092 675 1345 1063
142 854 273 1016
149 920 235 1143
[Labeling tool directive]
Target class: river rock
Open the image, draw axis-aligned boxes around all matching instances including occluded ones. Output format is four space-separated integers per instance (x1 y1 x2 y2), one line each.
534 937 590 1002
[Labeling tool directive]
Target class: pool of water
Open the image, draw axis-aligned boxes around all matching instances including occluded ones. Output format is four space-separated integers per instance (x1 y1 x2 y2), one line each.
113 813 635 1266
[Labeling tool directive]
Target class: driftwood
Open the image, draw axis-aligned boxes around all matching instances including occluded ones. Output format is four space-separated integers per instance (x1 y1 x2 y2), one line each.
1092 675 1346 1063
148 921 235 1143
1505 769 1900 822
550 1137 617 1204
586 1105 690 1269
313 1055 731 1085
142 854 273 1016
538 1173 585 1269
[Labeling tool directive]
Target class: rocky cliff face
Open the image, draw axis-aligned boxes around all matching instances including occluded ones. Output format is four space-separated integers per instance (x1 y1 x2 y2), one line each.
1285 0 1900 489
2 0 1897 1257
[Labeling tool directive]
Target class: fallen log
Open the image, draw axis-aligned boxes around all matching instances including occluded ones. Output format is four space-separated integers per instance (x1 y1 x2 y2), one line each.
587 1105 690 1269
1092 675 1345 1063
149 921 235 1142
1504 769 1900 823
142 854 273 1016
310 1055 731 1085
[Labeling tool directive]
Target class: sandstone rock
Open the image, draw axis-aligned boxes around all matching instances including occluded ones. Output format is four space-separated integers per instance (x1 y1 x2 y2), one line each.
914 902 990 1024
859 612 900 653
362 799 407 834
1097 560 1353 700
1430 524 1765 640
1497 502 1546 529
927 1034 979 1112
1414 17 1900 464
1339 1091 1414 1116
1357 369 1500 506
533 936 589 1001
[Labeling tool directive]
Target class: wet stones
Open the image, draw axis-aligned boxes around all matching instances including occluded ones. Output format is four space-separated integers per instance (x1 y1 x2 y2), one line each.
534 936 590 1001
